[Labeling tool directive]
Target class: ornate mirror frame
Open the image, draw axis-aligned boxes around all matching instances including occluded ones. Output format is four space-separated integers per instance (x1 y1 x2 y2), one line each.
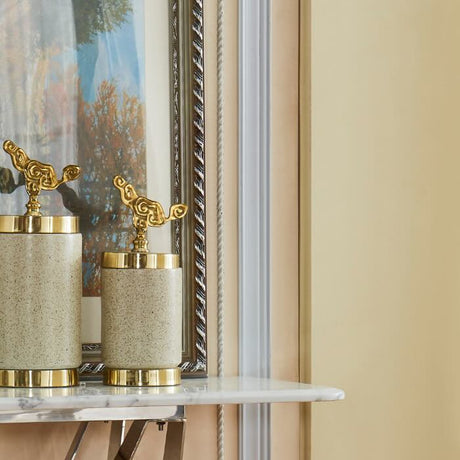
80 0 206 377
172 0 207 375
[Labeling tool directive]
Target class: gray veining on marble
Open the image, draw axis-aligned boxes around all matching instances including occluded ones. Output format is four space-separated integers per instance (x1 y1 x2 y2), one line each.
0 377 344 416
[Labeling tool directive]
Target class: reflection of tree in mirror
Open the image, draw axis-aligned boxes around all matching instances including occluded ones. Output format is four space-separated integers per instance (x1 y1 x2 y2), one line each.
0 168 24 194
77 80 146 296
70 0 146 296
71 0 133 46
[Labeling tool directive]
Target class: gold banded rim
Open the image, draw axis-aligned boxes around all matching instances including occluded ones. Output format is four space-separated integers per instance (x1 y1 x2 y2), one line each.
102 252 179 269
0 215 79 234
104 368 181 387
0 368 79 388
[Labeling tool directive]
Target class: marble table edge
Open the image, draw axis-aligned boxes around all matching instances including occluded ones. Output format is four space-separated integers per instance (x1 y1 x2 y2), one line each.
0 377 345 412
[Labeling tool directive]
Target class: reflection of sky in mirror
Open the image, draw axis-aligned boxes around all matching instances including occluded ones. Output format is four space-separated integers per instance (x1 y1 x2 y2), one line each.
0 0 78 215
77 0 145 103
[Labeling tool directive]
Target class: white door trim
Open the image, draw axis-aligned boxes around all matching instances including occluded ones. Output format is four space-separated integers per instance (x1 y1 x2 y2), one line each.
238 0 271 458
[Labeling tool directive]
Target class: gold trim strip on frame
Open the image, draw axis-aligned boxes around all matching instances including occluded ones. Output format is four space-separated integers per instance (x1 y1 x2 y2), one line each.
101 252 179 269
0 215 79 234
0 369 79 388
104 368 181 387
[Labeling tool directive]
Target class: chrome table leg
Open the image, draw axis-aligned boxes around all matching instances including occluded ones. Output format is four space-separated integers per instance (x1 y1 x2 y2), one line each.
64 421 89 460
163 420 186 460
107 420 126 460
112 419 186 460
114 420 149 460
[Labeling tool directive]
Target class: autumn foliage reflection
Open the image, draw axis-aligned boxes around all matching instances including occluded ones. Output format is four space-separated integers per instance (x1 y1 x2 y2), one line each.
77 80 146 296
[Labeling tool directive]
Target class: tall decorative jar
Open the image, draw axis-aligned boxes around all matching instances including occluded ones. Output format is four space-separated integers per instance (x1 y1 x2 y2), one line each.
0 140 82 388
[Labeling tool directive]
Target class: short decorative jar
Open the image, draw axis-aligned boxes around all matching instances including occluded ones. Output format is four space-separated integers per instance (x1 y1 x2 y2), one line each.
101 175 187 386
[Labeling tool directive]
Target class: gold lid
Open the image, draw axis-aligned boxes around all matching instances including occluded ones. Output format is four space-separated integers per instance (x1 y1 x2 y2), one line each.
2 140 81 217
102 252 179 269
0 215 79 234
112 175 187 253
101 176 187 267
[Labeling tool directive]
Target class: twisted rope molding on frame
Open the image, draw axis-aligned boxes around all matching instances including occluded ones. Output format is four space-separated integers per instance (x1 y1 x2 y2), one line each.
217 0 225 457
172 0 207 375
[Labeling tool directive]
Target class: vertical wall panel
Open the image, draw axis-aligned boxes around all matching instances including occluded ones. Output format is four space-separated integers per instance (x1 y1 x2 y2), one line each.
271 0 300 458
311 1 460 459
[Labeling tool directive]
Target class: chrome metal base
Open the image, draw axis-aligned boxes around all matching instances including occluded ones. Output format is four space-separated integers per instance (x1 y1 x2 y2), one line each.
114 419 186 460
104 368 181 387
66 417 186 460
0 368 79 388
64 421 89 460
108 420 127 460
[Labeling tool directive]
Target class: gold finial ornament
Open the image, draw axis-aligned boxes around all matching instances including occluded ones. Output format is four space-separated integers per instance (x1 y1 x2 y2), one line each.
2 140 81 216
113 175 188 253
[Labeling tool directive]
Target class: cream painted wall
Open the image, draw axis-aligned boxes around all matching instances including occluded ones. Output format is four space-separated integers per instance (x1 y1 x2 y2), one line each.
271 0 300 459
311 1 460 459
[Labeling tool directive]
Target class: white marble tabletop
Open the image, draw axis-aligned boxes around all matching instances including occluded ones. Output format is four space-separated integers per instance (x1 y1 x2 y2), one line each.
0 377 344 423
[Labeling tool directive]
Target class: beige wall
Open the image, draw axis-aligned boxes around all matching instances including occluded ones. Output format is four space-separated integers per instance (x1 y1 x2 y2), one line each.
310 1 460 459
271 0 300 458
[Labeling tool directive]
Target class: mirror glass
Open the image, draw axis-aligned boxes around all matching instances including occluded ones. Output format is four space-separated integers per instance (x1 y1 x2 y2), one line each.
0 0 206 377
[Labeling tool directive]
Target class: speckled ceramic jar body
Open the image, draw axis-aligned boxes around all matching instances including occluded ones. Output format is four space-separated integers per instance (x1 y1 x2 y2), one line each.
0 233 82 370
101 268 182 369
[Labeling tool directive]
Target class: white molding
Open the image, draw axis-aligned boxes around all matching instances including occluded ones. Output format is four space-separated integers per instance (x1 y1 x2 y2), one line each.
238 0 271 458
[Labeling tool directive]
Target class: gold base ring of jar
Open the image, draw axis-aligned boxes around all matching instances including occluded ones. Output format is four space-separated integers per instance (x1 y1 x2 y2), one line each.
0 368 79 388
104 367 181 387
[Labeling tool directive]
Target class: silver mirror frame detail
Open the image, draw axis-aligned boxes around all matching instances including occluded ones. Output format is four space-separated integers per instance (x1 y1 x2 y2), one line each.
173 0 207 375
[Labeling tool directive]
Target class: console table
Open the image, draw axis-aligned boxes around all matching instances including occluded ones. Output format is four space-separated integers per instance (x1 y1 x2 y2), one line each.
0 376 344 459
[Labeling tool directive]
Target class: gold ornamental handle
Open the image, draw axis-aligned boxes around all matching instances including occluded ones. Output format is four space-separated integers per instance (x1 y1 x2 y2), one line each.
2 140 81 216
113 175 188 253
